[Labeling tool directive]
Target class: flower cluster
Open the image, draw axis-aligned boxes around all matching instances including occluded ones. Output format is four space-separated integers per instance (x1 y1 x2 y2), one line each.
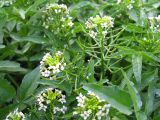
36 88 67 114
40 51 66 79
85 15 114 39
148 15 160 32
5 109 25 120
73 92 110 120
42 3 74 31
0 0 15 7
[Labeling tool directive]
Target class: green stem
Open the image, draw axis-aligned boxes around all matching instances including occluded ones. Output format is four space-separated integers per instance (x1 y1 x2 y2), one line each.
100 34 104 81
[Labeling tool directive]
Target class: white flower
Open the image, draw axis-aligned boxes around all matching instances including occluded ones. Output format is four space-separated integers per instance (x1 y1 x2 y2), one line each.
80 110 91 120
85 21 93 29
40 51 66 78
56 51 63 56
60 66 64 70
55 89 62 94
59 95 66 104
102 31 108 37
61 17 66 22
42 70 50 77
38 103 47 111
96 110 105 120
6 109 25 120
117 0 121 4
89 30 97 39
87 91 95 96
60 106 67 114
68 21 74 27
42 53 51 61
53 107 61 114
76 93 86 107
127 4 133 10
101 23 108 28
131 0 135 3
156 15 160 22
73 111 78 115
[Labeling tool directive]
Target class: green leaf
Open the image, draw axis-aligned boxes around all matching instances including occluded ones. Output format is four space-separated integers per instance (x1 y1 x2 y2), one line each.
38 79 72 95
10 34 47 44
142 52 160 63
0 103 18 119
128 9 138 23
122 71 147 120
122 70 142 110
87 60 95 82
0 79 16 104
124 24 146 33
145 69 158 116
19 9 26 20
6 20 16 32
132 54 142 84
0 30 4 44
0 60 26 72
0 44 5 49
83 83 132 115
19 67 40 101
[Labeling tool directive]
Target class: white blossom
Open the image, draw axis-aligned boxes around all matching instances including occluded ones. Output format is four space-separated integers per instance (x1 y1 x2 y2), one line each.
127 4 133 10
68 21 74 27
117 0 121 4
80 110 91 120
155 15 160 22
89 30 97 39
76 93 86 107
60 106 67 114
40 51 66 78
5 109 25 120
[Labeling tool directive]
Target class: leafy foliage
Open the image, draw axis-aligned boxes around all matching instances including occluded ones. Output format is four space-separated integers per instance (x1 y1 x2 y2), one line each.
0 0 160 120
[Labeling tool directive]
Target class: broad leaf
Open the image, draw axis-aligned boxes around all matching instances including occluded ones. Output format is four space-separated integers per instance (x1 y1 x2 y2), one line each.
38 79 72 94
122 71 147 120
10 34 48 44
145 69 158 116
83 83 132 115
0 60 26 72
19 67 40 101
0 79 16 104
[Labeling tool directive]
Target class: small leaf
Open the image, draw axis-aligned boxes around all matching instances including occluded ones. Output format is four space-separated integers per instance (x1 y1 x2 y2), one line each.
83 83 132 115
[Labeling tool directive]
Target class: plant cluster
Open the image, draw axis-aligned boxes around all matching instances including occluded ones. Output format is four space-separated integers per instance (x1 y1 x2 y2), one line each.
0 0 160 120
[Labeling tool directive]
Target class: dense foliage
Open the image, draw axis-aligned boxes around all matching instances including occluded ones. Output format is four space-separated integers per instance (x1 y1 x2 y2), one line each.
0 0 160 120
